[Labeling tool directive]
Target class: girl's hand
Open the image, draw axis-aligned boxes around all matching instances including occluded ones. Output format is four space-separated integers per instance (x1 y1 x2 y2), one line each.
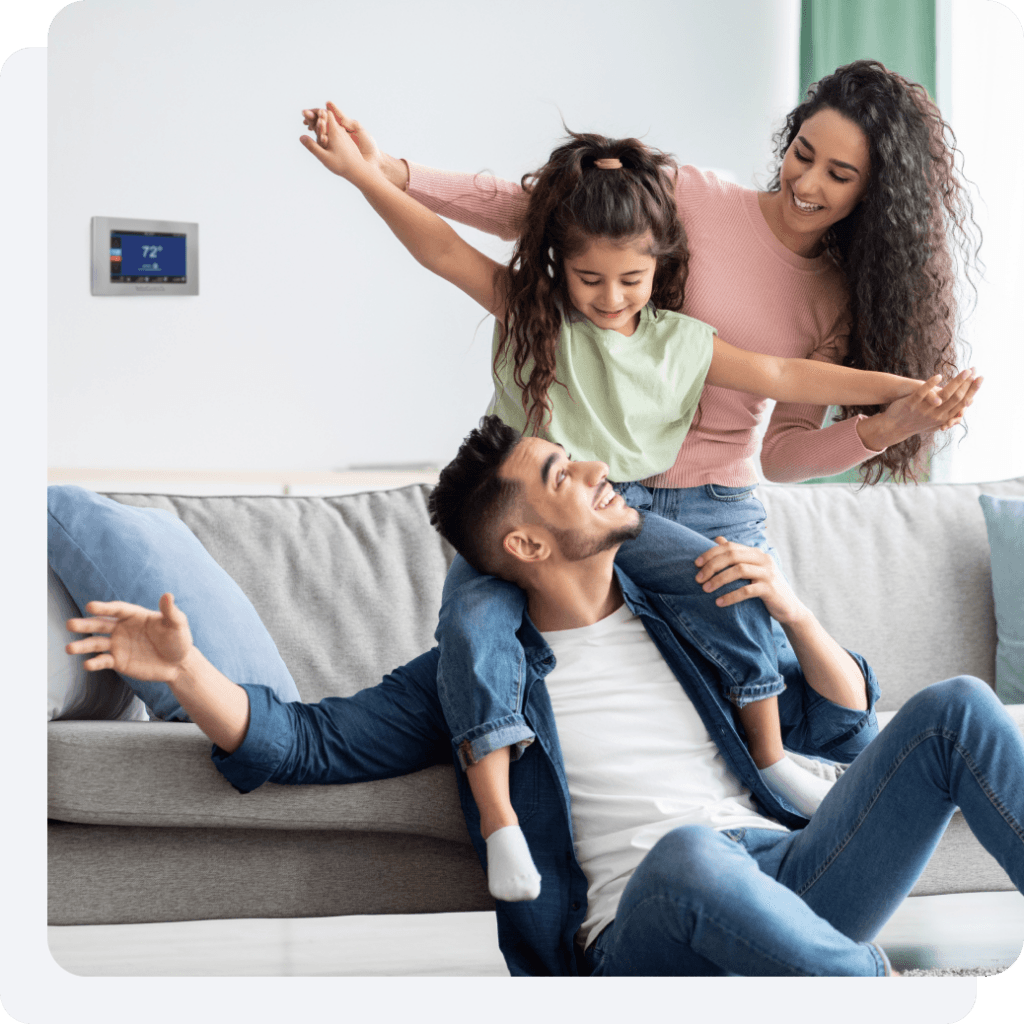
694 539 807 626
299 105 374 182
65 593 195 684
857 369 982 450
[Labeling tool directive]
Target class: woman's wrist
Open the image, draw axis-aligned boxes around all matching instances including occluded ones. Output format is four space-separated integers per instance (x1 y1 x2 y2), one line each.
856 412 899 453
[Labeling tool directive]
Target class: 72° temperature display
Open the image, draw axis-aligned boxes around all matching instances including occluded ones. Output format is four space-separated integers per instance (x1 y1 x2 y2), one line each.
110 230 187 283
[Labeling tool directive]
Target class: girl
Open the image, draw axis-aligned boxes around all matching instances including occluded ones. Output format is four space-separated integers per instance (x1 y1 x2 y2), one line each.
300 108 968 903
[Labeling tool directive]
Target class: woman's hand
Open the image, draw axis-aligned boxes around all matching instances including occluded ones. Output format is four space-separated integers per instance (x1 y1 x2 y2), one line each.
935 369 981 431
694 539 808 626
856 368 982 451
301 102 409 189
65 593 195 684
300 105 373 181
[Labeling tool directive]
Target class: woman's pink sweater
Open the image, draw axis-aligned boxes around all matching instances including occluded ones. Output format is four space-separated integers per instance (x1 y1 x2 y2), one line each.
408 162 881 487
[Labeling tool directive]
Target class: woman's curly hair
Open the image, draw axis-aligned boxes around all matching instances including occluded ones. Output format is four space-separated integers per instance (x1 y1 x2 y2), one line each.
769 59 982 484
499 132 689 434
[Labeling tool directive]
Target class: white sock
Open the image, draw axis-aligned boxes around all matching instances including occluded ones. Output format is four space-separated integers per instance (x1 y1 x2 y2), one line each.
759 755 836 817
484 825 542 902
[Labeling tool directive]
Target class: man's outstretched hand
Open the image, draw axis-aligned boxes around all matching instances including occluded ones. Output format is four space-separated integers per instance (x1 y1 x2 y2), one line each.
66 594 251 752
66 593 195 684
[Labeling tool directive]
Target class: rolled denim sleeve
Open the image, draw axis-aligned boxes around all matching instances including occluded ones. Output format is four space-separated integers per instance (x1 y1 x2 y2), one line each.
212 648 451 793
777 649 880 762
436 554 535 768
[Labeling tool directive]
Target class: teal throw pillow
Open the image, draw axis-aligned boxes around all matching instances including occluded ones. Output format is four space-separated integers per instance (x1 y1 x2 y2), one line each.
979 494 1024 704
48 485 301 721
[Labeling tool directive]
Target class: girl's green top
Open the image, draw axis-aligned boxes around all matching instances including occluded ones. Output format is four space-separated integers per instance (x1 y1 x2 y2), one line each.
487 304 716 482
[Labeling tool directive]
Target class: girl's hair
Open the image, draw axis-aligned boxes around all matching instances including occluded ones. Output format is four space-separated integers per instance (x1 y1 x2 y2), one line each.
499 131 689 434
769 59 982 484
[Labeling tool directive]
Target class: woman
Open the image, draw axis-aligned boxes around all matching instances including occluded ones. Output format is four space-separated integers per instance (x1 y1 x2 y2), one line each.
306 60 981 504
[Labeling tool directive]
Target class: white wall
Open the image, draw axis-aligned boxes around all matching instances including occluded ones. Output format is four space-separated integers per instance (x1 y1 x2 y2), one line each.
942 0 1024 482
47 0 801 472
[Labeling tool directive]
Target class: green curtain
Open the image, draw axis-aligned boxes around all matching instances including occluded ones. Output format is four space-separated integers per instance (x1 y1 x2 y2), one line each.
797 0 936 485
800 0 936 101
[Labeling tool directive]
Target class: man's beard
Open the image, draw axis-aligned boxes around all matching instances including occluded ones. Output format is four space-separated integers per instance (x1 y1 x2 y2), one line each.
547 510 645 562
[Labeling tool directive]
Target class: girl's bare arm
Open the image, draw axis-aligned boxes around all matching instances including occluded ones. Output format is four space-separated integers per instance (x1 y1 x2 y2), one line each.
301 106 506 319
706 335 945 408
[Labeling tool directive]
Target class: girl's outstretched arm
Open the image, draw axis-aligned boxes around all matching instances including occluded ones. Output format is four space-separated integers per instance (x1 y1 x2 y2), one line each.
301 106 506 319
704 335 975 414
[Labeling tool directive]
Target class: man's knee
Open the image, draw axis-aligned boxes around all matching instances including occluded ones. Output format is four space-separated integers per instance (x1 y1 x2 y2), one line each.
638 826 738 887
902 676 1002 731
917 675 996 709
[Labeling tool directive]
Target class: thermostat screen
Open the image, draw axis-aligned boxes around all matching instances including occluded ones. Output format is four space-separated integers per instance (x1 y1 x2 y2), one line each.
110 230 187 283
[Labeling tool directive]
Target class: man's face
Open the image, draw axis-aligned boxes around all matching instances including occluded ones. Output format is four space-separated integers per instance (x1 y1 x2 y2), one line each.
500 437 642 561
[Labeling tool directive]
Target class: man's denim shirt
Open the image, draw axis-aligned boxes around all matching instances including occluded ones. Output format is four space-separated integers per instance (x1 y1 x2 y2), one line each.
213 567 880 977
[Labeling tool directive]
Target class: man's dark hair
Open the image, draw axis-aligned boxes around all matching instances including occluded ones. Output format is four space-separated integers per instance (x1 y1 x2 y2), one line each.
428 415 524 576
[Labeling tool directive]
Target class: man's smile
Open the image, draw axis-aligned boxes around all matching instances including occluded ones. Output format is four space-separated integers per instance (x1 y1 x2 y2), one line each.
593 483 617 509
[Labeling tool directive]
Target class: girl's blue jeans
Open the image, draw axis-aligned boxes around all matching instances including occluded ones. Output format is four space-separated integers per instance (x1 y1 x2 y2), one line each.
584 676 1024 975
436 483 795 768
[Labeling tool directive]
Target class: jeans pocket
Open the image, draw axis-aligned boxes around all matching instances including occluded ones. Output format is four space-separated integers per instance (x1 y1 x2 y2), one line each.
614 480 653 512
704 484 758 502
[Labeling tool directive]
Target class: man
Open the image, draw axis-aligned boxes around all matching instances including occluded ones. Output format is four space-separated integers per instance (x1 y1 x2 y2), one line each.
66 417 1024 977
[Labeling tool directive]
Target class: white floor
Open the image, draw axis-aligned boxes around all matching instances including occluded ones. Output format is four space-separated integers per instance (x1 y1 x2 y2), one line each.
48 890 1024 976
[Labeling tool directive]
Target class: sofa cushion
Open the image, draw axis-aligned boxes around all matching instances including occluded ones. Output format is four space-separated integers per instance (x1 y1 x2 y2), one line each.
978 494 1024 704
95 485 456 704
47 720 470 843
48 485 302 720
759 477 1024 710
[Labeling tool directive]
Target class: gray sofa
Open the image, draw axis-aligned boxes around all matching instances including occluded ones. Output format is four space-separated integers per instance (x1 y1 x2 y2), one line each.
48 476 1024 928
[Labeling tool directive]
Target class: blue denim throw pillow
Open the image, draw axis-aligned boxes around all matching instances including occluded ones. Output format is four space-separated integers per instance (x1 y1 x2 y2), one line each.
979 494 1024 705
47 485 301 721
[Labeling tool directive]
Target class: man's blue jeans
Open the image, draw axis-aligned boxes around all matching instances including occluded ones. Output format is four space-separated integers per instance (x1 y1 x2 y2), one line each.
584 676 1024 976
436 483 789 767
436 482 795 767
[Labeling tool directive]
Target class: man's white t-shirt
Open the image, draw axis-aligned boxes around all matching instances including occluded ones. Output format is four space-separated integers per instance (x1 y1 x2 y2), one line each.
540 602 788 949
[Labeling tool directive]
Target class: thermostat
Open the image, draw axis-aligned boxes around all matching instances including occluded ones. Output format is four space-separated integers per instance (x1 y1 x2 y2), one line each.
91 216 198 295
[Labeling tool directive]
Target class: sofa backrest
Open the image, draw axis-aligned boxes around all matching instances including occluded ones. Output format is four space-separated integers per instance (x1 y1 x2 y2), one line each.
105 486 454 704
759 476 1024 710
105 475 1024 713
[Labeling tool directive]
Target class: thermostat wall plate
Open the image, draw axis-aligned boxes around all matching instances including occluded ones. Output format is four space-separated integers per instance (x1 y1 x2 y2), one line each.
91 216 199 295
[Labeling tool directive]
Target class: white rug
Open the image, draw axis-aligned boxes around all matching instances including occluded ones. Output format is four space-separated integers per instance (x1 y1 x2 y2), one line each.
899 966 1005 977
